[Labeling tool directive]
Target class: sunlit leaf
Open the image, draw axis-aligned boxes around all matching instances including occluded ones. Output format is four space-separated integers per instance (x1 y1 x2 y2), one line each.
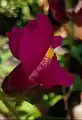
49 95 62 106
0 101 9 113
16 101 41 119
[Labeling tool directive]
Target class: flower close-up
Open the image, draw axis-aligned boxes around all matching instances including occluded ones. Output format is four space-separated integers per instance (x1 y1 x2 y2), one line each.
1 0 82 119
2 13 74 94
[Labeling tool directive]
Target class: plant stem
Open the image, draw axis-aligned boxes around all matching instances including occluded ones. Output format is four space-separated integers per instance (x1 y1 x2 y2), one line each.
0 90 20 119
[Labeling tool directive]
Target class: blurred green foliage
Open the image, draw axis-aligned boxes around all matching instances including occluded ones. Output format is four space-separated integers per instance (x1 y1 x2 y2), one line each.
0 36 18 81
0 0 34 17
0 0 40 23
0 0 82 120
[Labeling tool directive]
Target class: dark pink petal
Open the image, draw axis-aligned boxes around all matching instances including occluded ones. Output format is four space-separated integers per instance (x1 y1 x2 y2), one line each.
19 14 54 76
51 8 66 23
25 20 37 31
67 9 82 26
35 56 74 89
74 8 82 26
52 36 62 48
6 20 37 60
6 27 22 59
48 0 67 23
2 56 74 94
2 63 39 94
6 14 54 77
49 0 63 11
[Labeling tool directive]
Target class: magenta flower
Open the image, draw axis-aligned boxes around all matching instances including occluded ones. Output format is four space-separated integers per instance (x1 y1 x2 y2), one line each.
2 13 74 94
67 8 82 26
74 9 82 26
48 0 82 26
48 0 67 23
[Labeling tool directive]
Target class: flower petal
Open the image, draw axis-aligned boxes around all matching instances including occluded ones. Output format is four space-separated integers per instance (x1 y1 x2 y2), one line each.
37 56 74 89
19 14 54 76
2 63 39 94
52 36 62 48
67 9 82 26
6 27 22 59
74 8 82 26
49 0 67 23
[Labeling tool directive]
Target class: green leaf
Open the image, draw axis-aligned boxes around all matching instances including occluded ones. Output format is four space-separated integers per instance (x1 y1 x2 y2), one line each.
70 45 82 64
18 111 28 116
58 56 65 67
70 74 82 92
16 101 41 119
49 95 62 106
0 101 9 113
